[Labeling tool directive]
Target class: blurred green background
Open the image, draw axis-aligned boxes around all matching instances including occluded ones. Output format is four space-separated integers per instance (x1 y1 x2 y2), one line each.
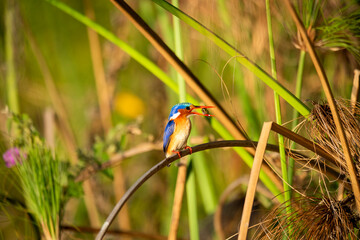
0 0 359 239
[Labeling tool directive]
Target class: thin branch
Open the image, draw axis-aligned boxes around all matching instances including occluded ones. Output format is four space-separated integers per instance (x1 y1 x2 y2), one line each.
77 137 342 183
75 140 279 182
95 137 340 240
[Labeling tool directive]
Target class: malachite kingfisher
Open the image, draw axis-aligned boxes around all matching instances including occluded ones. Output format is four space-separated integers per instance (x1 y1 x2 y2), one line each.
163 102 215 158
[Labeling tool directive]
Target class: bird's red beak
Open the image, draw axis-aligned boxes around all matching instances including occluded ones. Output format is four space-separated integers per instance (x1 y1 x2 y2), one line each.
190 105 215 117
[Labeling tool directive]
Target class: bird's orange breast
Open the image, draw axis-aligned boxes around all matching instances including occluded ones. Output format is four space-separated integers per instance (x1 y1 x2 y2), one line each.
165 116 192 157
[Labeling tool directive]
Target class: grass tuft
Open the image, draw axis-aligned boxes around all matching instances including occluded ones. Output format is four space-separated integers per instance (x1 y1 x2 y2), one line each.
6 114 67 240
305 99 360 177
253 195 358 239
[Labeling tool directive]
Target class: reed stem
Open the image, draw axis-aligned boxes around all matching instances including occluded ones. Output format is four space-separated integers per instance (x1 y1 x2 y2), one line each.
288 50 306 186
5 0 19 114
265 0 291 210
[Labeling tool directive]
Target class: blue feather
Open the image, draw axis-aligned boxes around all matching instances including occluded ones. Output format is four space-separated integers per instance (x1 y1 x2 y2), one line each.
163 120 175 153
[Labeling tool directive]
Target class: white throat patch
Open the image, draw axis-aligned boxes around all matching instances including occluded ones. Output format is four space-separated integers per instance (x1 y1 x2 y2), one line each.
170 112 180 120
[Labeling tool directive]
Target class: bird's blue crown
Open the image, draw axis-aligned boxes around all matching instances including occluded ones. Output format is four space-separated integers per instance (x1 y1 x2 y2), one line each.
168 102 192 120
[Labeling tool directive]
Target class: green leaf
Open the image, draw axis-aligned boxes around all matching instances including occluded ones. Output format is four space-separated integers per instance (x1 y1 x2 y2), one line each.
151 0 311 117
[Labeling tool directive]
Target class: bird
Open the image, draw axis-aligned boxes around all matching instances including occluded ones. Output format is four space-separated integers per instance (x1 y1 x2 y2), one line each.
163 102 214 159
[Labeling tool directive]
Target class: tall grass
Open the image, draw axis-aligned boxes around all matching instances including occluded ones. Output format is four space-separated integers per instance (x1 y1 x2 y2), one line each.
288 50 306 186
3 0 360 239
5 0 19 114
151 0 311 117
7 114 65 240
265 0 292 232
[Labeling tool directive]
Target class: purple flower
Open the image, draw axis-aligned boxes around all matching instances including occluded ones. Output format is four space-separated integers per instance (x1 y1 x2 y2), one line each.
2 148 26 168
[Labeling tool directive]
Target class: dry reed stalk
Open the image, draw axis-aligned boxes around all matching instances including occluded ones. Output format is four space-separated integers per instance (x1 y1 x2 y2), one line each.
113 165 132 232
84 0 112 131
82 181 102 227
351 69 360 113
283 0 360 212
43 108 55 151
338 182 345 201
168 158 188 240
238 122 272 240
83 0 131 232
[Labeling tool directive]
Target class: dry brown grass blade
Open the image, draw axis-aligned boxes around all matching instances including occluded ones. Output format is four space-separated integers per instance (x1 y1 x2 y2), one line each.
84 0 112 131
82 181 102 227
168 158 188 240
43 108 55 151
283 0 360 212
351 69 360 113
238 122 272 240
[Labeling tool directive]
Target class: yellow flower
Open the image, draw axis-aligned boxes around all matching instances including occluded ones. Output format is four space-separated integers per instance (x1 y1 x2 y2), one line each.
114 92 145 119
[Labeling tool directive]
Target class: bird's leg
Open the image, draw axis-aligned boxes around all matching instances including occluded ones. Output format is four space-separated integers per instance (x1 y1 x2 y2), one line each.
171 146 192 160
172 150 182 158
185 146 193 155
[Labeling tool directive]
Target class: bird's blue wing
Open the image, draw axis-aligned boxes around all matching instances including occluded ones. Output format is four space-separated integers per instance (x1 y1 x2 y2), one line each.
163 120 175 153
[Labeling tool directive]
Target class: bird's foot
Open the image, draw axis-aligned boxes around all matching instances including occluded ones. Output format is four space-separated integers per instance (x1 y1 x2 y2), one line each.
185 146 193 155
172 150 182 158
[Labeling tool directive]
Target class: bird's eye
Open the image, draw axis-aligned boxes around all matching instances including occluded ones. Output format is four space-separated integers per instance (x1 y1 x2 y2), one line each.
185 106 191 110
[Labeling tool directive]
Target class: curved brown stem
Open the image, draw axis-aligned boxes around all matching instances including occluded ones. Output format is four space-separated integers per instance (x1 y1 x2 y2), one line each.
95 138 339 240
